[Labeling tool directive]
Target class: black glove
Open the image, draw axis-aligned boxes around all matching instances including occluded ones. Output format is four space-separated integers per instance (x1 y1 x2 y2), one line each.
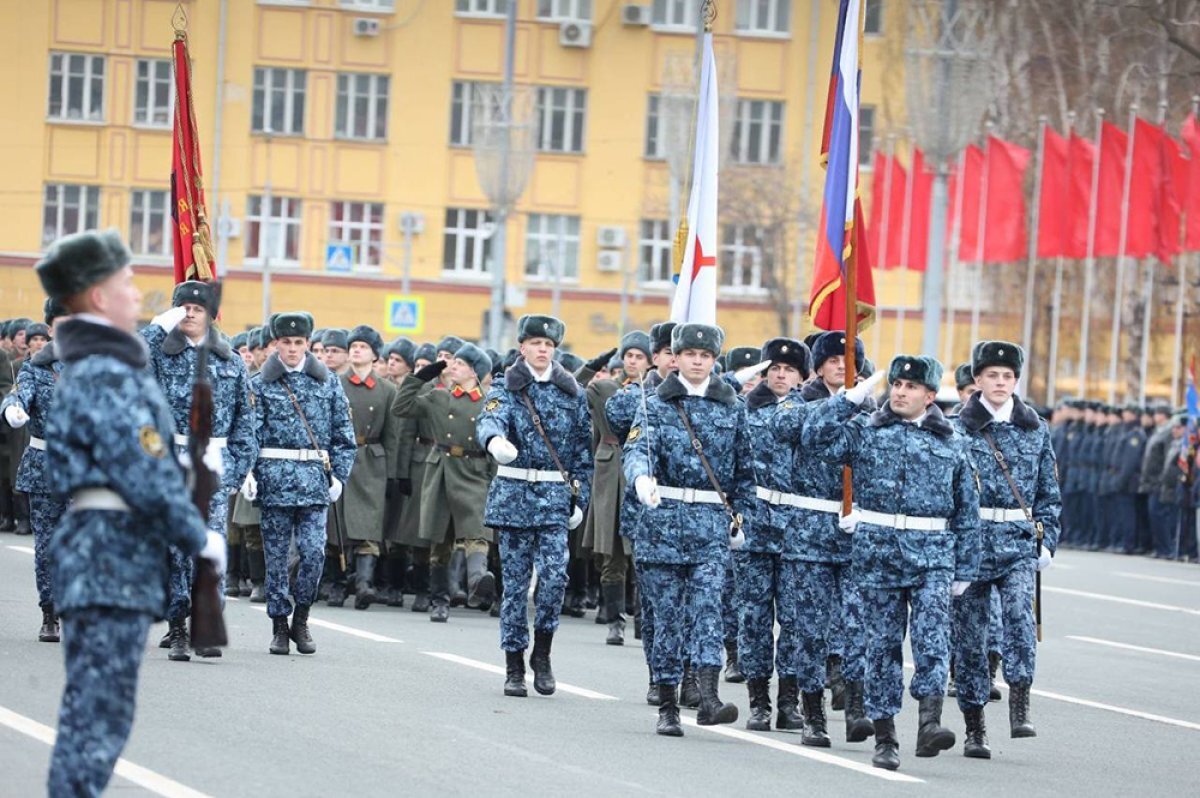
386 478 399 501
585 347 618 373
397 478 413 497
414 360 448 382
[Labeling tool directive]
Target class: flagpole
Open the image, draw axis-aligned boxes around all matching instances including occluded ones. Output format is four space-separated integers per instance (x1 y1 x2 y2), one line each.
1047 111 1075 406
895 139 916 356
1139 100 1170 405
970 125 993 347
1022 117 1047 398
1108 103 1139 404
943 148 968 367
1171 94 1199 406
872 133 897 361
1080 108 1106 398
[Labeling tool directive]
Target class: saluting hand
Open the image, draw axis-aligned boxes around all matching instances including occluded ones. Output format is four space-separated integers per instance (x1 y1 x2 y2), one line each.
585 348 619 374
414 361 448 383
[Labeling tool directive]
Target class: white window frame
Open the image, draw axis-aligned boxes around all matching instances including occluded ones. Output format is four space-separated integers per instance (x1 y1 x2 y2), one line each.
129 189 172 257
525 213 581 281
731 98 784 165
719 223 770 295
335 73 389 141
47 52 106 123
651 0 701 32
338 0 396 12
864 0 884 36
536 86 587 154
536 0 591 21
245 195 302 267
735 0 790 36
252 67 306 136
442 207 495 278
644 94 666 160
42 184 100 249
455 0 509 17
329 201 384 271
449 80 494 147
638 219 674 287
859 105 876 168
133 58 174 128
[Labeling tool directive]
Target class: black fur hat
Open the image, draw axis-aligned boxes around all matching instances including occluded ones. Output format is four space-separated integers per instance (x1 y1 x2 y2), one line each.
760 337 812 379
955 362 975 390
971 340 1024 378
650 322 677 354
726 346 760 372
812 331 866 371
172 280 219 316
36 229 130 302
517 315 565 346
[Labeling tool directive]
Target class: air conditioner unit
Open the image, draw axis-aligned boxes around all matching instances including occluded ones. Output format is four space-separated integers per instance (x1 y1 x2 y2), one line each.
596 225 626 249
353 18 381 37
621 4 651 26
597 250 622 272
559 20 592 48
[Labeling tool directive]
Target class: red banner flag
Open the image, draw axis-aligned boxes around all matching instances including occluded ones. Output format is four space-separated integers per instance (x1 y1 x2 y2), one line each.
1067 132 1096 259
948 144 985 261
983 135 1030 263
1125 118 1167 259
1156 133 1187 264
867 151 907 270
1182 114 1200 252
901 148 933 271
171 32 215 284
1037 127 1069 258
1095 121 1128 257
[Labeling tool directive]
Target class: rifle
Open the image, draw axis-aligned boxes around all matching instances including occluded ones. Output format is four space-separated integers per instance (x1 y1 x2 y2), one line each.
188 282 228 650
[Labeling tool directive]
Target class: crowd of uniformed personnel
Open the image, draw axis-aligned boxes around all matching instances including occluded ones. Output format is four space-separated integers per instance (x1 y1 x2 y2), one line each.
3 229 1199 793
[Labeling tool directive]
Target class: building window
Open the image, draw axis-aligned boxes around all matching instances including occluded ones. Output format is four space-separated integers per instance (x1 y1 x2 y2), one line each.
639 219 673 285
735 0 790 35
47 53 105 122
329 202 384 270
252 67 306 135
864 0 883 35
42 184 99 248
246 196 302 265
335 73 389 141
525 213 580 280
129 190 171 256
536 0 591 20
443 208 495 277
730 99 784 165
644 94 666 159
652 0 700 30
536 87 586 154
449 80 493 147
719 224 770 293
455 0 509 16
859 105 876 167
133 59 173 127
338 0 396 10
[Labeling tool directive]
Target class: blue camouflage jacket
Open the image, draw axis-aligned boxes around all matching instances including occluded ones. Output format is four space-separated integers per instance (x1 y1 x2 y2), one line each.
1 343 64 493
803 395 981 588
953 394 1062 580
623 373 756 565
477 358 593 530
742 381 801 555
45 318 207 617
606 370 664 543
250 352 356 508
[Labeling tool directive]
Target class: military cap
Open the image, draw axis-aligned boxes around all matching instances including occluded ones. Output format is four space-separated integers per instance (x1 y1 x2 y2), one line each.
650 322 677 354
517 315 565 346
260 322 277 345
348 324 384 358
888 354 944 392
485 348 503 369
971 340 1024 377
172 280 219 316
811 331 866 372
230 332 249 351
954 362 975 390
454 343 493 382
6 318 31 339
760 337 812 379
414 343 436 364
671 322 724 356
386 337 417 368
726 346 760 372
310 327 327 344
501 348 520 371
36 229 130 302
802 331 824 351
618 330 652 361
859 357 875 379
436 335 466 356
607 355 623 372
1121 401 1140 414
247 327 263 350
271 312 314 340
322 328 349 350
556 350 584 373
43 298 68 325
24 322 50 342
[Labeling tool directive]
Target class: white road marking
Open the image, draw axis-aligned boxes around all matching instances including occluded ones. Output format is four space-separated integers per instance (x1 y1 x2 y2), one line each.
1115 571 1200 588
248 606 402 643
1042 586 1200 617
422 651 619 701
677 716 924 783
1029 689 1200 732
1066 635 1200 663
5 545 34 555
0 705 214 798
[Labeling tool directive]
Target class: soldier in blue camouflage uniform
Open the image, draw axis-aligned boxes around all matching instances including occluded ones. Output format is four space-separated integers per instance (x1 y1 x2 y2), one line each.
804 355 981 771
2 299 68 642
624 322 754 737
951 342 1060 757
35 230 223 798
141 281 257 660
248 312 356 655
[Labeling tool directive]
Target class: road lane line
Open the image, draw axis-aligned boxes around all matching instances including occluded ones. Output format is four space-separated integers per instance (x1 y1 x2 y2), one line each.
0 705 214 798
422 651 619 701
1029 689 1200 732
6 545 34 555
1066 635 1200 663
1115 571 1200 587
1042 586 1200 616
677 716 924 783
247 606 402 643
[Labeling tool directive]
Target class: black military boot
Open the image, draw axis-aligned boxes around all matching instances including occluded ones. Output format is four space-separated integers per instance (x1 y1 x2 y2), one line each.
354 554 378 610
0 486 13 531
988 651 1003 701
696 666 738 726
290 604 316 654
680 663 701 709
326 556 347 607
429 563 450 623
448 548 468 607
723 640 745 683
465 551 495 611
269 616 290 655
915 695 956 757
248 549 267 603
1009 682 1037 738
657 684 684 737
827 654 846 710
386 555 406 607
776 676 804 730
646 668 663 706
963 705 992 759
167 617 190 662
410 559 431 612
872 717 901 771
38 604 60 643
504 650 527 697
530 630 556 696
225 543 243 597
603 583 625 645
745 678 772 731
801 690 832 747
238 546 252 596
12 493 30 535
843 680 875 743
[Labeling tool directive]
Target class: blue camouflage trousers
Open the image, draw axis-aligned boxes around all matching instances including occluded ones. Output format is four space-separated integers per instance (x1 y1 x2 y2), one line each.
633 558 656 670
794 562 864 692
862 570 953 719
31 492 67 608
497 525 568 652
48 607 151 798
165 491 230 620
824 564 868 682
722 560 738 644
987 585 1003 655
261 504 327 619
733 551 800 681
953 560 1038 709
640 559 726 685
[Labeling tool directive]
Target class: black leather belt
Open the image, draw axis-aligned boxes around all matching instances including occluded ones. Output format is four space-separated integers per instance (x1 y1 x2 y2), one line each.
416 436 435 446
436 442 487 459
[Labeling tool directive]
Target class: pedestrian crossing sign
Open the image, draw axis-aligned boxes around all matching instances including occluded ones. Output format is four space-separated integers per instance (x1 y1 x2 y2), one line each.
385 294 424 335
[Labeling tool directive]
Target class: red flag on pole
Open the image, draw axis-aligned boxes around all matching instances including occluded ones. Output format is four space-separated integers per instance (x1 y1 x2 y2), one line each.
1095 121 1128 258
867 152 906 269
1067 132 1096 259
171 30 215 284
1181 114 1200 252
902 148 933 271
1156 133 1187 264
948 144 985 261
1037 127 1069 258
1125 118 1167 258
983 135 1030 263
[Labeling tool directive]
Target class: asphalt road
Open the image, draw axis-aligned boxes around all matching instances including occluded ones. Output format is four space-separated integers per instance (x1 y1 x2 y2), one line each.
1 536 1197 798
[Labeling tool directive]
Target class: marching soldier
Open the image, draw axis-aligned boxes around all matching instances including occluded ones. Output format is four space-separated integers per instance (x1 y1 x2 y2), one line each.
477 314 592 698
954 363 978 409
231 327 268 603
378 337 417 606
1142 411 1180 558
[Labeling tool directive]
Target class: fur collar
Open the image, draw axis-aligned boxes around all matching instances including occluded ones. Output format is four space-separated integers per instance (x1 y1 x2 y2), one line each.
30 341 58 367
161 327 232 360
260 352 329 383
867 400 954 438
957 392 1040 433
747 380 789 410
800 379 833 402
657 372 738 406
55 318 148 370
503 357 580 397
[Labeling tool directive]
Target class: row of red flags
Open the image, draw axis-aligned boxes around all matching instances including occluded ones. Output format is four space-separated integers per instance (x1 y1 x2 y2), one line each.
866 114 1200 271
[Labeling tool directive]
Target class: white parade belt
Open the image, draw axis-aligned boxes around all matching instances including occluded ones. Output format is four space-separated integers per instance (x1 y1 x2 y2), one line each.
979 507 1029 523
173 434 228 449
658 486 723 505
496 466 564 483
754 487 840 514
28 436 47 451
259 447 328 462
858 509 948 532
70 488 131 512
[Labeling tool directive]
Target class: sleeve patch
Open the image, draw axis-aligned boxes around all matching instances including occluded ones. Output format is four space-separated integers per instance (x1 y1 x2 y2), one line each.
626 426 641 443
484 399 501 413
139 426 167 458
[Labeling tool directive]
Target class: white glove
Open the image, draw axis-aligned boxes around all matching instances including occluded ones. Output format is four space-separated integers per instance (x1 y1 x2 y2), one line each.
843 370 886 406
4 404 29 428
329 476 343 503
202 442 224 478
487 436 518 465
568 505 584 530
734 360 773 385
634 475 661 509
1037 545 1052 572
199 530 227 575
951 580 971 597
240 473 257 502
151 305 188 333
838 508 860 535
729 521 746 550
